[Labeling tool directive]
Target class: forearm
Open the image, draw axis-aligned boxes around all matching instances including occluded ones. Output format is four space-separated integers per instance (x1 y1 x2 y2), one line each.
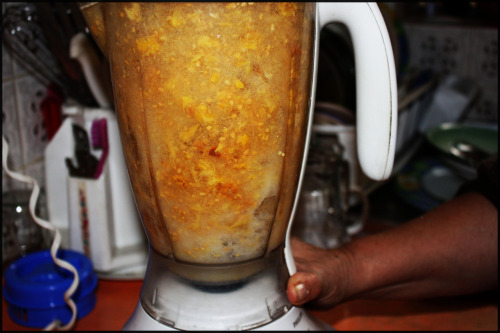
342 191 498 301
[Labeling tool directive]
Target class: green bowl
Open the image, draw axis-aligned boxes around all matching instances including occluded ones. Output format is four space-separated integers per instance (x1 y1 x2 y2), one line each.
426 123 498 155
425 123 498 179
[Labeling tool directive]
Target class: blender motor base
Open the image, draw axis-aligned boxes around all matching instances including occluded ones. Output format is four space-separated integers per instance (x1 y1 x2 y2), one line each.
124 302 333 331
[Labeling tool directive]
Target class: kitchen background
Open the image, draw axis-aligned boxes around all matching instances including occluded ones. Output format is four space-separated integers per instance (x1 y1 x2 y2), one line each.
2 2 498 197
2 3 497 330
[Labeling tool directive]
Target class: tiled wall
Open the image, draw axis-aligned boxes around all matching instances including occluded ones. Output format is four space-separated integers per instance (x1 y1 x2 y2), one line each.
2 3 498 196
404 23 498 122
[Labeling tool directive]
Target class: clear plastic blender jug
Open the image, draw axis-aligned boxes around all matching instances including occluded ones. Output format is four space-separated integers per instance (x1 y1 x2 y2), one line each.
80 2 397 330
82 1 314 275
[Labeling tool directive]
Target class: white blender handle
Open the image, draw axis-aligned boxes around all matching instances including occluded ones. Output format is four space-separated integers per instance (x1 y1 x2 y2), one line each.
284 3 397 275
319 2 398 180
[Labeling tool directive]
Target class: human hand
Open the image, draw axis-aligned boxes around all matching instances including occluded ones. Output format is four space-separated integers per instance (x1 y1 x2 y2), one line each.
286 237 352 310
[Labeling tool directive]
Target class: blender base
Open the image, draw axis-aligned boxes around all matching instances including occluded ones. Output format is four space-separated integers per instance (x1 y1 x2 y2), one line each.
124 302 333 331
133 247 333 330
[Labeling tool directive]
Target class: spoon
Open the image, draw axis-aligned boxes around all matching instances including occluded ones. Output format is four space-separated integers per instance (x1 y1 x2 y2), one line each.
449 140 491 168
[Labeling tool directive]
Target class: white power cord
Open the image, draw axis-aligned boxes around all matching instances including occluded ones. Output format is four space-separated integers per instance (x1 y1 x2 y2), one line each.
2 135 79 331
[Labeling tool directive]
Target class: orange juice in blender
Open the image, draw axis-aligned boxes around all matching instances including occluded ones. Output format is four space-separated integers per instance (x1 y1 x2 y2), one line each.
82 2 313 273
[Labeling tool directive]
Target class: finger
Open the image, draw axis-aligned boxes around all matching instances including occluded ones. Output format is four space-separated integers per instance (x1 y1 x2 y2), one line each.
286 271 322 306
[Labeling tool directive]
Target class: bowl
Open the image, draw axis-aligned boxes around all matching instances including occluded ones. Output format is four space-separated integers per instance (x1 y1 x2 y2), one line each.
425 123 498 179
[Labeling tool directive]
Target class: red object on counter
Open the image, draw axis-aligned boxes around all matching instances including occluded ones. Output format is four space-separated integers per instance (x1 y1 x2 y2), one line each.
40 83 63 141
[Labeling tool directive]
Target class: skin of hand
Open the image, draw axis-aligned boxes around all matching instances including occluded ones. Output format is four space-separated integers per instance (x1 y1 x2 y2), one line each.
286 191 498 309
286 237 353 309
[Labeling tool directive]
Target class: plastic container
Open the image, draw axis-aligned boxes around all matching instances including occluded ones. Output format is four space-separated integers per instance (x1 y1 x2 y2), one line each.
3 249 98 328
2 189 45 270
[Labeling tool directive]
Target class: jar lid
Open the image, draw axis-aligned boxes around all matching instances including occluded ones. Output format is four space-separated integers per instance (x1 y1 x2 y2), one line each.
3 249 98 327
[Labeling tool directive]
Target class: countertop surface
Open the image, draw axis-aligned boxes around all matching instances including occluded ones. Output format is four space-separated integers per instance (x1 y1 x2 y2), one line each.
3 275 497 331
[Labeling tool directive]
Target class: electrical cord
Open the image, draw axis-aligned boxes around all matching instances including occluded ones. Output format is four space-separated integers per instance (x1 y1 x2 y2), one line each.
2 135 79 331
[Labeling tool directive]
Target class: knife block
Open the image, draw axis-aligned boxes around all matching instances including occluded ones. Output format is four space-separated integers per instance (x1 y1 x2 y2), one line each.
45 106 148 274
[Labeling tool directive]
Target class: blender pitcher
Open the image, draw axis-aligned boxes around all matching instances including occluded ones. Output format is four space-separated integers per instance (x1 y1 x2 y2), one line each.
80 2 397 330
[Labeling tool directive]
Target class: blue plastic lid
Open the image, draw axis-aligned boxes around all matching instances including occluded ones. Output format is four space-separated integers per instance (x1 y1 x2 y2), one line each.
3 249 98 327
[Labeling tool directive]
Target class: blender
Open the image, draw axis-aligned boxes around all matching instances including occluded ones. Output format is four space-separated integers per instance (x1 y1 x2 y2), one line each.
80 2 397 330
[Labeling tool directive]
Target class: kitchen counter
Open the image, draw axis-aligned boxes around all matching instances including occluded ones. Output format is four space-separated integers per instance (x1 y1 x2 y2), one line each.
3 275 497 331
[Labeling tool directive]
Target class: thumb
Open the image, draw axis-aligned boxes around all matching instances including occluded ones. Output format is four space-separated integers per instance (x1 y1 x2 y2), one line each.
286 271 322 306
